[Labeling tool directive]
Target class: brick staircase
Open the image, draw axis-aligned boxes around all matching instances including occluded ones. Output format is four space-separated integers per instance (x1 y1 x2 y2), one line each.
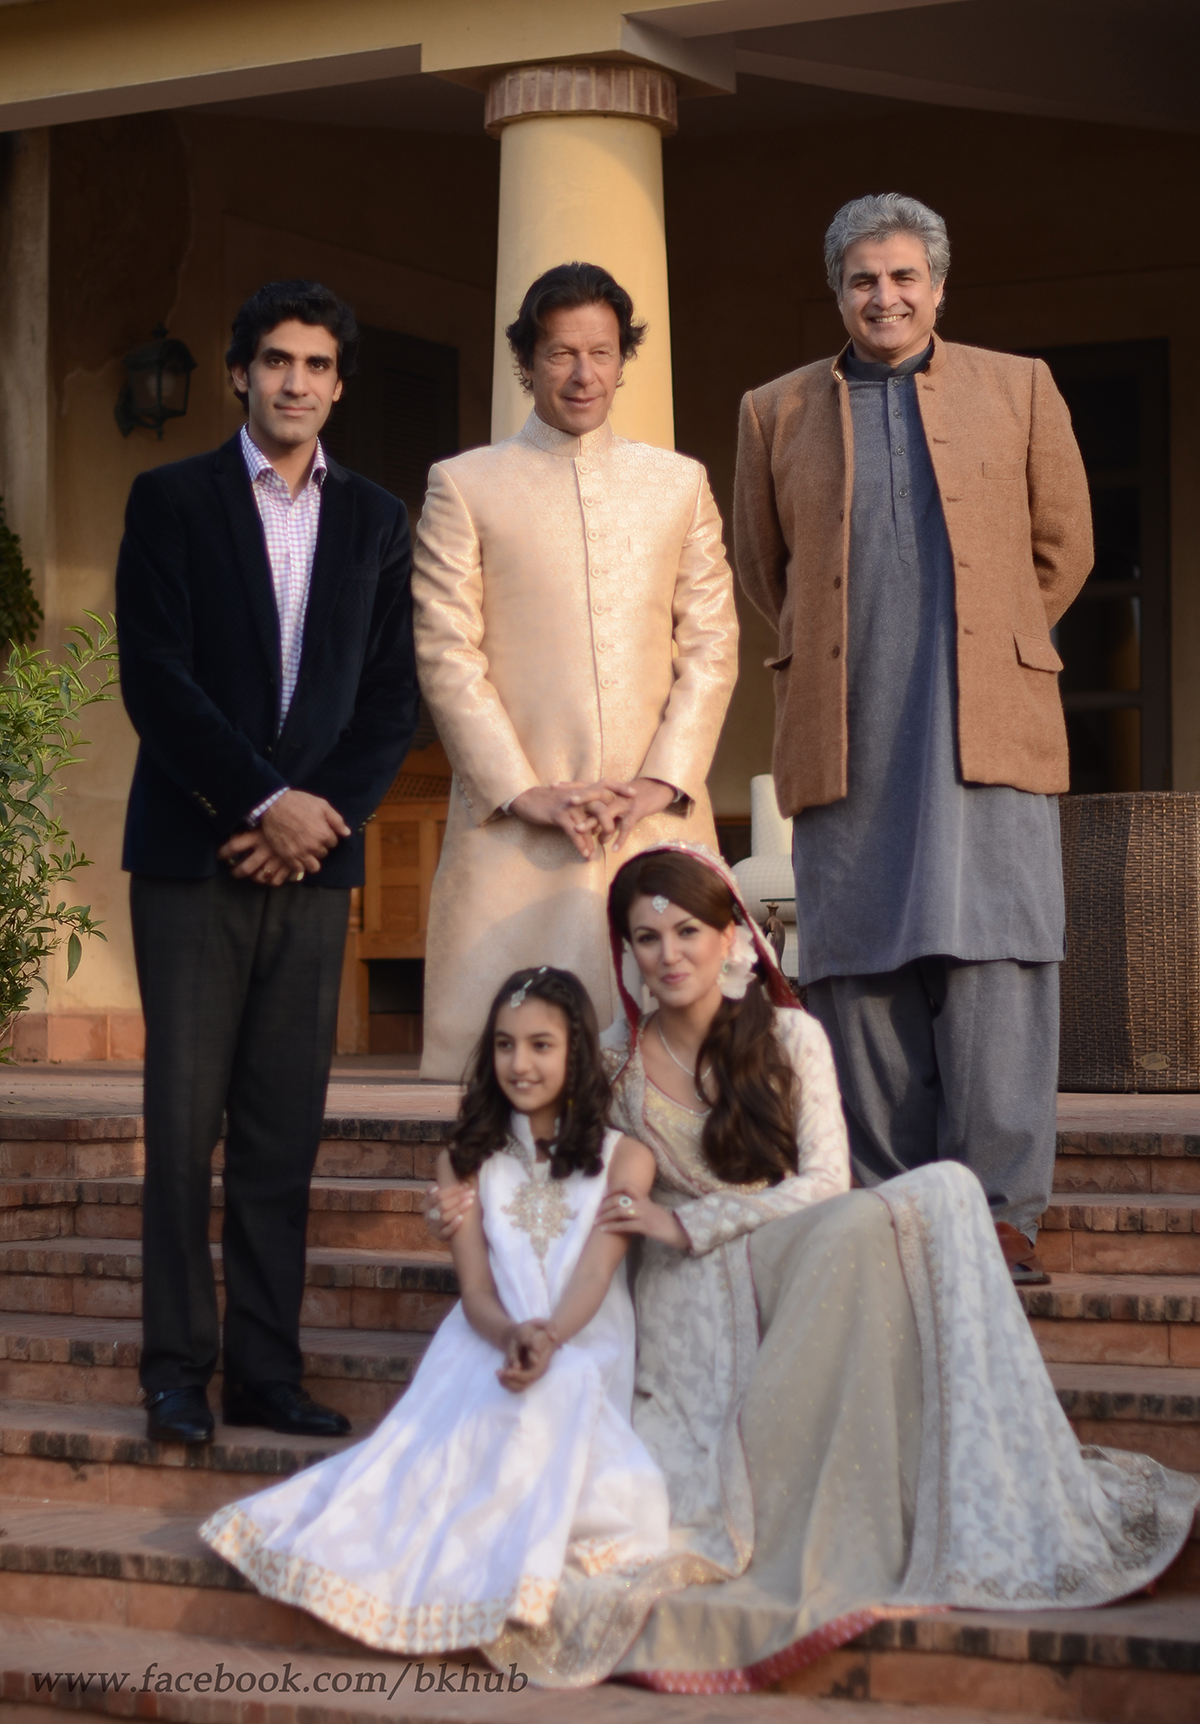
0 1088 1197 1723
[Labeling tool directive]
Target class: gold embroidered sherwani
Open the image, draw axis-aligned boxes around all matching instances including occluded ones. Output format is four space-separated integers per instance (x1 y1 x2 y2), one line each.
413 411 738 1078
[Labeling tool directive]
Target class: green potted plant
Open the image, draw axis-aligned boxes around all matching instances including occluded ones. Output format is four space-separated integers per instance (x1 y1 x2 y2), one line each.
0 496 117 1055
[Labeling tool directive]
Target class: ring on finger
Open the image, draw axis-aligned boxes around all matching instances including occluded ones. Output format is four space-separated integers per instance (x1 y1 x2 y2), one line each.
429 1207 442 1224
617 1195 634 1212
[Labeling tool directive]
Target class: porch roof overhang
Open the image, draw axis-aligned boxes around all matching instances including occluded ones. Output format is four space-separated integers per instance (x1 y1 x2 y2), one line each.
0 0 961 131
0 0 1195 137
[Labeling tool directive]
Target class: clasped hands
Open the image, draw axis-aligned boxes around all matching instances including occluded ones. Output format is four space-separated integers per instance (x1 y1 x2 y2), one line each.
217 790 351 886
497 1318 560 1392
509 776 676 861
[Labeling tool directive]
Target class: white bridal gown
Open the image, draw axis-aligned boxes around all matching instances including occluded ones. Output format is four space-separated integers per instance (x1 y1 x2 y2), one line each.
201 1118 671 1655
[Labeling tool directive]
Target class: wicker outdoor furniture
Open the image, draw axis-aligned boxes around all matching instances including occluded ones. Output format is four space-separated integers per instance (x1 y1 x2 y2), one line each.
1059 792 1200 1092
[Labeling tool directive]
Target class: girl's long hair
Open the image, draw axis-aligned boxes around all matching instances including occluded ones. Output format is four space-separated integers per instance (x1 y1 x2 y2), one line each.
449 967 609 1182
609 853 798 1186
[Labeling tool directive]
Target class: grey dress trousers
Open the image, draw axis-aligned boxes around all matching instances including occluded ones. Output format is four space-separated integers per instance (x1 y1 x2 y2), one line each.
793 344 1064 1240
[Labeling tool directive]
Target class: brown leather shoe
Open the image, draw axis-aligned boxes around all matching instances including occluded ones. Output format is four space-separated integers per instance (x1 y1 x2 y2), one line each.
995 1221 1051 1286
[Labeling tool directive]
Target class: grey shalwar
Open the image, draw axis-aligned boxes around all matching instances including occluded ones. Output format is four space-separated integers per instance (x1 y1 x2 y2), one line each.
795 343 1063 1239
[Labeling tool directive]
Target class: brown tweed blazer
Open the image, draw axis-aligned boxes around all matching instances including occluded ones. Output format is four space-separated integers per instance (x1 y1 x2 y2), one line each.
734 334 1092 818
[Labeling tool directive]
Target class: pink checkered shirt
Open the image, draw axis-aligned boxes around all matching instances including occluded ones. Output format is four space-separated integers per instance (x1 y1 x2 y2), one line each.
240 423 326 721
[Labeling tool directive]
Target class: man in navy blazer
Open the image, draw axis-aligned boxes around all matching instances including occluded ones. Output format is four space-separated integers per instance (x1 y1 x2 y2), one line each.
117 280 417 1444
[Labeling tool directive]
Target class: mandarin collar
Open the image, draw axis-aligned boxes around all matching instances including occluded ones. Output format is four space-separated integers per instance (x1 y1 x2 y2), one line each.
831 329 946 384
518 410 615 459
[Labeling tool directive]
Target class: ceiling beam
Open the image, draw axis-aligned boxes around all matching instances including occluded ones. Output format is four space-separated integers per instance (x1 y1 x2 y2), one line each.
736 44 1198 133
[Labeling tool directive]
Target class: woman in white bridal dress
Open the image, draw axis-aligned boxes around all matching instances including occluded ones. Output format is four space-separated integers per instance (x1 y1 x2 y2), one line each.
202 966 695 1663
437 843 1200 1692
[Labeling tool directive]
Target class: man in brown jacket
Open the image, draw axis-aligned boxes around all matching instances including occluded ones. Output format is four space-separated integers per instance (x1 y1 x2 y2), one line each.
735 193 1092 1281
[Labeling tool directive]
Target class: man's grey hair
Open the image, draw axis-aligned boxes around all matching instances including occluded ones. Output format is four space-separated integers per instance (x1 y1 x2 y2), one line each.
824 193 950 296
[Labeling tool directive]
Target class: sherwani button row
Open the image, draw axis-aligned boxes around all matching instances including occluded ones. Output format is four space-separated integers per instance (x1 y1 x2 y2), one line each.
412 408 737 1075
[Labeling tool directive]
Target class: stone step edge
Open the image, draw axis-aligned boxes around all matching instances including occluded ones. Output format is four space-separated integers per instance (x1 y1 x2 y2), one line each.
0 1503 247 1594
0 1403 360 1479
0 1617 1070 1724
0 1116 452 1144
1 1585 1200 1676
0 1177 432 1213
0 1238 459 1293
855 1604 1200 1672
1040 1202 1200 1235
0 1320 428 1383
6 1314 1200 1418
3 1111 1192 1149
1019 1280 1200 1322
1059 1132 1200 1157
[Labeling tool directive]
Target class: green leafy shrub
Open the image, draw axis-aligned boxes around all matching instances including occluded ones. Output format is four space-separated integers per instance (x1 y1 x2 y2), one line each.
0 613 118 1053
0 495 44 649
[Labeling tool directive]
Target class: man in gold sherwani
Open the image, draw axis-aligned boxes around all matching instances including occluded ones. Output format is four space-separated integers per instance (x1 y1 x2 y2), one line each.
414 263 738 1078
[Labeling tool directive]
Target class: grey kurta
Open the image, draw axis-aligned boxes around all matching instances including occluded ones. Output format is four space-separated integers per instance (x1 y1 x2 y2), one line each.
792 344 1065 986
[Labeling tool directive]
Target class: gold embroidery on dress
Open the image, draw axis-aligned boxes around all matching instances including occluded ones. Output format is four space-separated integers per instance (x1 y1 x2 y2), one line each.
644 1081 767 1197
501 1138 577 1264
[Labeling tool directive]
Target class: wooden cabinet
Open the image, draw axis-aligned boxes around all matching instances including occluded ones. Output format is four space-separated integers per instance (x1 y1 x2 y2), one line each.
336 751 450 1055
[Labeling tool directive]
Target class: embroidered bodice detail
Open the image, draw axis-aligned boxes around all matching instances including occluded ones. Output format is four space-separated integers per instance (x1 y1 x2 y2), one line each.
500 1134 579 1268
643 1081 767 1203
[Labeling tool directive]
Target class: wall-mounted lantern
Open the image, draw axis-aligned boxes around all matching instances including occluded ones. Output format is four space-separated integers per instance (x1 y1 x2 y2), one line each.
115 324 197 440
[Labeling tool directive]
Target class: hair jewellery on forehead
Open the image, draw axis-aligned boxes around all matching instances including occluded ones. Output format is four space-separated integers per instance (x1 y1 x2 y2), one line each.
651 895 669 915
508 966 548 1010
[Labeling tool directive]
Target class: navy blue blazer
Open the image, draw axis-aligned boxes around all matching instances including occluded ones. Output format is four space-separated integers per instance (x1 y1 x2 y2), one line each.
116 433 418 887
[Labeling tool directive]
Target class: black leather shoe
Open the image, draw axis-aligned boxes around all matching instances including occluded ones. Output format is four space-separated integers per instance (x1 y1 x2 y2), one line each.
145 1387 214 1444
222 1381 351 1438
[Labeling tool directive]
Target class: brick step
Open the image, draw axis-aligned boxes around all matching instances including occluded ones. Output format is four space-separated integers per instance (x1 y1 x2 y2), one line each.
3 1597 1200 1723
0 1237 458 1333
0 1177 440 1253
0 1498 365 1653
1051 1361 1200 1473
20 1390 1193 1606
0 1117 448 1185
0 1619 1074 1724
0 1400 361 1517
1054 1106 1200 1198
0 1316 426 1422
1020 1271 1200 1367
1054 1148 1200 1196
1039 1194 1200 1274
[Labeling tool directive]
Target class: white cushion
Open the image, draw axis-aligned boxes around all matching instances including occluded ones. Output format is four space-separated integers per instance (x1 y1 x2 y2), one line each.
732 854 796 924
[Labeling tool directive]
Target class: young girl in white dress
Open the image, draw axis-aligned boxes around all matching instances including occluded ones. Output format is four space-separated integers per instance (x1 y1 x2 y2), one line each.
201 965 671 1657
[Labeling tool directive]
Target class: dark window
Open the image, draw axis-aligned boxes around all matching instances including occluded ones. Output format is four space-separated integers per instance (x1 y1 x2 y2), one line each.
322 324 458 518
1025 341 1170 792
324 324 459 754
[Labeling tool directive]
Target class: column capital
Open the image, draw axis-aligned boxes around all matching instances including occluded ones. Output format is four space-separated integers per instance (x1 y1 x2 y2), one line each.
485 61 677 138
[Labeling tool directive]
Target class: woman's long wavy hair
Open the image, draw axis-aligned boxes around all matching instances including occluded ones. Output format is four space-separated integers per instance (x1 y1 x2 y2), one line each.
609 853 798 1186
449 967 609 1183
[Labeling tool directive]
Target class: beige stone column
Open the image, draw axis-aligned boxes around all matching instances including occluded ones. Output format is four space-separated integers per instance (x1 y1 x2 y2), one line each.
486 63 677 449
